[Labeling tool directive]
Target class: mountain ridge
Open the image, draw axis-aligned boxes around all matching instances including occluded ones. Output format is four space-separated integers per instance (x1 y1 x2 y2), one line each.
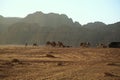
0 11 120 46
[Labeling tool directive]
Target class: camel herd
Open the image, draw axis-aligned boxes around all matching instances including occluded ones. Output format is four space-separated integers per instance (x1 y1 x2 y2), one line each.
25 41 120 48
46 41 71 48
46 41 107 48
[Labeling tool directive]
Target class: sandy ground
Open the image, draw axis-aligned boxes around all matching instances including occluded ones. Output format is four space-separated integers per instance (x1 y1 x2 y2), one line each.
0 46 120 80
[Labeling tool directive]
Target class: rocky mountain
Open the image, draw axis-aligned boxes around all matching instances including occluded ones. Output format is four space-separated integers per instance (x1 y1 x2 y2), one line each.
22 11 80 27
0 15 21 32
0 11 120 46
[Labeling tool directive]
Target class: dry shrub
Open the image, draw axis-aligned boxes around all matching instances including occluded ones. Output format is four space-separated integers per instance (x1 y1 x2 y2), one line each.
11 59 20 63
11 59 22 64
56 62 63 66
104 72 117 77
107 63 116 66
46 54 55 58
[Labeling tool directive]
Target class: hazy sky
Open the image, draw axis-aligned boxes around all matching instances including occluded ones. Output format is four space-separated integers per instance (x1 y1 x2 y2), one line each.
0 0 120 25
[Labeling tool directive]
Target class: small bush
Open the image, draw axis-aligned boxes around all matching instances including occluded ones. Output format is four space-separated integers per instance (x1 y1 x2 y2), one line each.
104 72 116 77
11 59 20 63
11 59 23 64
56 62 63 66
46 54 55 58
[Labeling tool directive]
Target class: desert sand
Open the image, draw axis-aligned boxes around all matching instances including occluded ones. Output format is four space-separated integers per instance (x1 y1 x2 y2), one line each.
0 46 120 80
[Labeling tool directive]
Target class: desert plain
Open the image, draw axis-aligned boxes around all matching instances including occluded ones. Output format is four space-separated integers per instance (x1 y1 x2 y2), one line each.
0 45 120 80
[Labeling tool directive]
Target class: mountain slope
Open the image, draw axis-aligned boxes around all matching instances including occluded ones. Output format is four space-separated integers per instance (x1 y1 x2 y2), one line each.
0 11 120 46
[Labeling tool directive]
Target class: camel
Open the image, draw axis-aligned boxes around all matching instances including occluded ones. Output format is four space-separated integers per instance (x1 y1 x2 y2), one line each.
33 43 38 46
80 42 91 48
97 43 108 48
51 41 56 47
46 41 51 46
57 41 65 47
46 41 56 47
25 43 28 47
